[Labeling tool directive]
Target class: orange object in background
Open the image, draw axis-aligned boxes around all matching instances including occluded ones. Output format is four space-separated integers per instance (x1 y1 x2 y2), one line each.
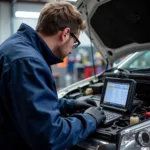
56 58 68 68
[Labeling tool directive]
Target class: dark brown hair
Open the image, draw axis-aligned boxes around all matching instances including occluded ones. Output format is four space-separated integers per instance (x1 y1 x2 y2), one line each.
36 1 86 36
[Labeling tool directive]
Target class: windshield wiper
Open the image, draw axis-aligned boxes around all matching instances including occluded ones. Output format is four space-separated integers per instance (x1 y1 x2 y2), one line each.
101 68 131 79
129 68 150 73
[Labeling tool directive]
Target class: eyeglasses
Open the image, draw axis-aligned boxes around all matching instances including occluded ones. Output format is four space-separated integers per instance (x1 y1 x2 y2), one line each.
59 27 81 49
70 32 81 49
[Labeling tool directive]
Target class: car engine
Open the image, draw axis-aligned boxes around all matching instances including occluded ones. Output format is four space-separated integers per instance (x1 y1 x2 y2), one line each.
60 70 150 150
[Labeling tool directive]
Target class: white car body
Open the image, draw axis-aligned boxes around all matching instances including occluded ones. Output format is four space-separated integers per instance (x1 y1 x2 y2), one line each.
59 0 150 149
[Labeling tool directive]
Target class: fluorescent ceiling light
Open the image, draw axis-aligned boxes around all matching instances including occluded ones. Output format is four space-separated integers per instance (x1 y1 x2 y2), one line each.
67 0 77 1
15 11 40 19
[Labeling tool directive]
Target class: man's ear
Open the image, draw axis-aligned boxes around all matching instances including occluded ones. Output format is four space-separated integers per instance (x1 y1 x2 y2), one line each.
60 27 70 42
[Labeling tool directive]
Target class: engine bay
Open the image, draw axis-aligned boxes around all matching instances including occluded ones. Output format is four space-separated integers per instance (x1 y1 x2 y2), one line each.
61 71 150 149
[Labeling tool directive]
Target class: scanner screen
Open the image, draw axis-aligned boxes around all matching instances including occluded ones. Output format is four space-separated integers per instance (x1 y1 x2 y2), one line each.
103 81 130 107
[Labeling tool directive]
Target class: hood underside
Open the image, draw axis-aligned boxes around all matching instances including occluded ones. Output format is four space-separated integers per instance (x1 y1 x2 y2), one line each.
76 0 150 64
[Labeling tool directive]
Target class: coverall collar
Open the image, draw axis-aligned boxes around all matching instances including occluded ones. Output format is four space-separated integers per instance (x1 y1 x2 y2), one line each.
17 23 63 65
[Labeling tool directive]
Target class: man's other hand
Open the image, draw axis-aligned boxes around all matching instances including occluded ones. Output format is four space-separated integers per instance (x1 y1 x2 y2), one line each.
84 107 106 126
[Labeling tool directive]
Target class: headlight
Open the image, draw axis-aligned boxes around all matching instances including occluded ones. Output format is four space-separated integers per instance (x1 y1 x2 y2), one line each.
117 119 150 150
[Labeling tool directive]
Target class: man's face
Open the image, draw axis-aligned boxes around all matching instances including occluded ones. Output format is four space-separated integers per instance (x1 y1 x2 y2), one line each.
57 28 80 60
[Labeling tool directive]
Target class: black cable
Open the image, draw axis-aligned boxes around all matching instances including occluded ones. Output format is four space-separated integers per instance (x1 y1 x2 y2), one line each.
117 68 130 74
132 105 147 120
132 104 141 114
132 101 146 114
105 58 109 71
85 4 97 78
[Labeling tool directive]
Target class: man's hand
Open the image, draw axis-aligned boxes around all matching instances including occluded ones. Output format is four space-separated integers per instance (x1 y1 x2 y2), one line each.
84 107 106 126
75 97 97 111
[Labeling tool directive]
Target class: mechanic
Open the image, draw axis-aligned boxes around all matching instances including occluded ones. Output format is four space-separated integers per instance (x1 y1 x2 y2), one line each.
0 1 106 150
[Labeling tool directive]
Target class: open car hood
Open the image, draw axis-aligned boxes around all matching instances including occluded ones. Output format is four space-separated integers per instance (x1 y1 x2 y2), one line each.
76 0 150 64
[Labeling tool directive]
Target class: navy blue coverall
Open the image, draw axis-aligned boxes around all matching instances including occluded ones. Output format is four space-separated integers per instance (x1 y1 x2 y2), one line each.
0 24 96 150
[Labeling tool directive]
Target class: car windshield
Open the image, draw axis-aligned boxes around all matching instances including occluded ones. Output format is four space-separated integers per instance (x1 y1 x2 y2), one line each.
117 50 150 70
